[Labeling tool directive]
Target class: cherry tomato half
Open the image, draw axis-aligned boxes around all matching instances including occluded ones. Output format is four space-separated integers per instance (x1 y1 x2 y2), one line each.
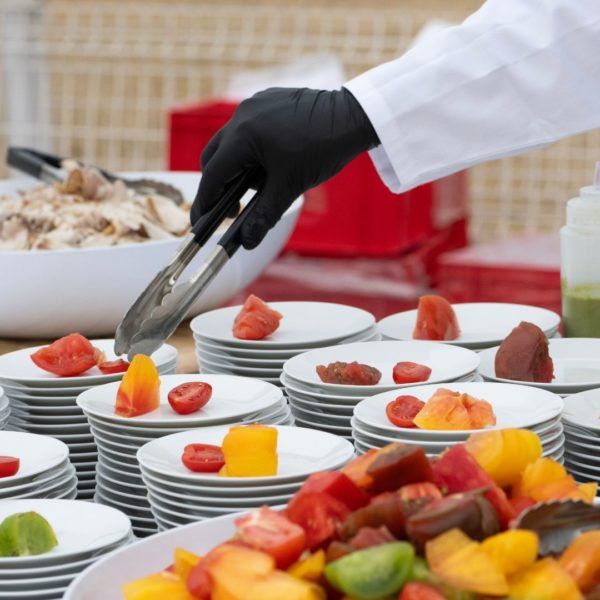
181 444 224 473
30 333 97 377
97 359 130 375
168 382 212 415
386 395 425 428
399 582 446 600
392 362 432 384
0 456 20 478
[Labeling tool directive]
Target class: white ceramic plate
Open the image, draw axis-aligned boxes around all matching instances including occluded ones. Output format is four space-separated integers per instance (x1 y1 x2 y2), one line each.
137 425 354 486
191 302 375 349
283 341 480 395
195 347 287 368
77 374 282 426
564 446 600 465
562 388 600 432
479 339 600 393
353 382 563 439
0 500 131 567
195 356 282 376
0 433 69 488
378 303 560 349
0 343 177 387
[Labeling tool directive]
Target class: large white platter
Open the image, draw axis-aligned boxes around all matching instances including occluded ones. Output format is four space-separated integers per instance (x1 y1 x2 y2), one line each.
137 425 355 486
191 301 375 349
0 432 69 488
283 340 480 395
479 338 600 393
353 382 564 439
64 513 239 600
77 374 282 427
0 172 303 339
378 303 561 349
0 500 131 567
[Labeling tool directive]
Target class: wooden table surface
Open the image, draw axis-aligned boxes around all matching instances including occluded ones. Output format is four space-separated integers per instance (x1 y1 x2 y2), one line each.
0 322 200 374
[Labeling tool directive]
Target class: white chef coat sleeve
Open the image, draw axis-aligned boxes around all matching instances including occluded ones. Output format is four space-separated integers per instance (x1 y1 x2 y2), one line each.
344 0 600 193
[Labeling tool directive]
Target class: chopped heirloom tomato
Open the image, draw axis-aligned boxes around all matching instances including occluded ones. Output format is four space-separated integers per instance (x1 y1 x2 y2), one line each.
326 540 353 562
412 296 460 341
287 550 326 582
413 389 496 431
173 548 202 582
480 530 539 576
168 382 212 415
325 542 414 600
386 396 425 428
465 428 542 488
232 295 282 340
30 333 97 377
495 321 554 383
97 359 130 374
181 444 225 473
425 529 509 596
348 526 395 550
509 496 536 517
392 362 432 384
507 558 583 600
432 444 516 528
235 507 306 569
559 531 600 593
342 449 378 491
399 582 446 600
406 492 499 550
114 354 160 418
221 424 278 477
339 493 409 540
316 361 382 385
122 571 196 600
398 482 442 502
297 471 369 511
0 456 19 478
366 444 433 493
286 491 350 551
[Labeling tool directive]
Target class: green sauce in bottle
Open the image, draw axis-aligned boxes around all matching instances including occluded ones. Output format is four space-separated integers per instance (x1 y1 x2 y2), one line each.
562 281 600 338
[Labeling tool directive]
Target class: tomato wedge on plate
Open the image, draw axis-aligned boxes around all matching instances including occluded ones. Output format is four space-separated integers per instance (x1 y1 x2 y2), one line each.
181 444 224 473
412 295 460 341
168 383 212 415
97 359 130 375
0 456 20 478
392 362 432 384
235 507 306 569
30 333 97 377
386 395 425 428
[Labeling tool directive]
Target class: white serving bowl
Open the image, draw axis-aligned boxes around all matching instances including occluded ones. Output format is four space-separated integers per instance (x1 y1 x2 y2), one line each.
0 172 302 338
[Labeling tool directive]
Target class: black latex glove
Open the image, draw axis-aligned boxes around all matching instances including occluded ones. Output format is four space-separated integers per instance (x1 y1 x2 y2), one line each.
191 87 380 250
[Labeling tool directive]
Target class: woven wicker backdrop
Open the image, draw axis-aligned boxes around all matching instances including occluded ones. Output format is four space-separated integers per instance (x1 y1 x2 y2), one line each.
1 0 598 243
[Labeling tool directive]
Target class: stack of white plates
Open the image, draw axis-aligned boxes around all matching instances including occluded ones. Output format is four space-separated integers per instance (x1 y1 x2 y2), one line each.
352 382 565 460
479 338 600 396
0 432 76 500
137 425 355 532
281 340 481 439
191 301 378 387
0 341 178 500
378 303 561 350
77 374 292 537
0 387 9 429
0 499 133 600
562 389 600 497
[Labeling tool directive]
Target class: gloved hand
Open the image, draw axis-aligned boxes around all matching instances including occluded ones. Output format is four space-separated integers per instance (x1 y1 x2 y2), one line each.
191 87 380 250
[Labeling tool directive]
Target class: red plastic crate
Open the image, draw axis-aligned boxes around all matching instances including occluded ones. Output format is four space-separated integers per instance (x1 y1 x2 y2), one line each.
168 100 468 257
437 235 561 314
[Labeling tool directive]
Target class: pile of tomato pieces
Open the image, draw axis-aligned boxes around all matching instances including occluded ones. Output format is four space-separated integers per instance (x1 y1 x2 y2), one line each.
125 429 600 600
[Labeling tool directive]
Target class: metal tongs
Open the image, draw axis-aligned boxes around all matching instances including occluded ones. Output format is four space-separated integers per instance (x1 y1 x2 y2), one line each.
114 170 257 360
6 146 184 205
